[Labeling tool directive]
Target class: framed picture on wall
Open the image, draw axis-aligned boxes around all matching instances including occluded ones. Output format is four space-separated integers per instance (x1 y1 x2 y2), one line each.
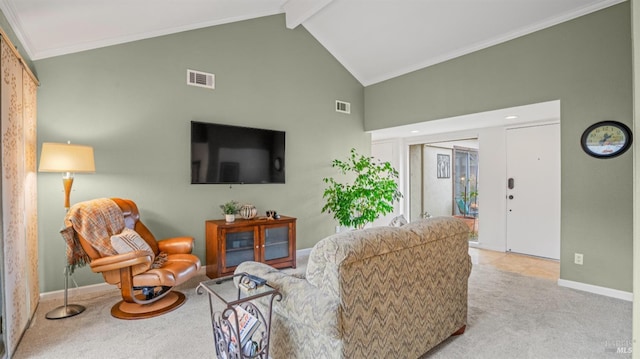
437 154 450 178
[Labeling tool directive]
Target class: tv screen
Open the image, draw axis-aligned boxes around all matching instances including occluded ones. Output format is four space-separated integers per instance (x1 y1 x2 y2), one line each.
191 121 285 184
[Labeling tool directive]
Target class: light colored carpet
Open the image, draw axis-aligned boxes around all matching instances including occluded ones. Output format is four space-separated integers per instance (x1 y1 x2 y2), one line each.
424 265 631 359
15 256 631 359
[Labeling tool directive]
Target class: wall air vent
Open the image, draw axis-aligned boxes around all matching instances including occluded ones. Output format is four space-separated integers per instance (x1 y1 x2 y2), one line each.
336 100 351 114
187 69 215 90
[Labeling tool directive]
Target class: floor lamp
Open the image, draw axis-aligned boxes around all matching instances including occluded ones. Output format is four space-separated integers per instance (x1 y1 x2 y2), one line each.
38 141 95 320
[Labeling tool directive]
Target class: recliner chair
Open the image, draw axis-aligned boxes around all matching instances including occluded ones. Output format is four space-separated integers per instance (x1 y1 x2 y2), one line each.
61 198 201 319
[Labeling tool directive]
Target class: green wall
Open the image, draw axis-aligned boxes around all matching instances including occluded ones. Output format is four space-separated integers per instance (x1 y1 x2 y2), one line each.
631 0 640 348
34 15 367 292
366 3 633 291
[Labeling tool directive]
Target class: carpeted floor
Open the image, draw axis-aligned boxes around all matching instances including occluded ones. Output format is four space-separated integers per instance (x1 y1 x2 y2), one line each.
15 255 631 359
424 265 631 359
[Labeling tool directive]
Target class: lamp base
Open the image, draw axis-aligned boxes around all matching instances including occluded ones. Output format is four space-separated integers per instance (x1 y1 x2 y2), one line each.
45 304 85 320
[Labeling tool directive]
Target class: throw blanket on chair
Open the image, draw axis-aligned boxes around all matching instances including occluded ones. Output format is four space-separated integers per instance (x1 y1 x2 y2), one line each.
60 198 125 272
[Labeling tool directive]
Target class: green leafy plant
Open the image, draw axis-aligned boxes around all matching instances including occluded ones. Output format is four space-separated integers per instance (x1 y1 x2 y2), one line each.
220 200 240 215
461 190 479 205
322 148 402 229
458 179 478 216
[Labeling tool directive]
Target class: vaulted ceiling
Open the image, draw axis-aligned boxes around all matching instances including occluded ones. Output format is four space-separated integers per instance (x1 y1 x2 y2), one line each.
0 0 624 86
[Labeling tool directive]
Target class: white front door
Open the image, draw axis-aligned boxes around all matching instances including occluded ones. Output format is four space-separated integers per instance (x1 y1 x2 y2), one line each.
505 124 560 259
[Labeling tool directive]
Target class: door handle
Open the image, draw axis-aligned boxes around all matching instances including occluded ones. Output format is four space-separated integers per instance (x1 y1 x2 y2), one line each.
508 195 514 200
508 178 515 189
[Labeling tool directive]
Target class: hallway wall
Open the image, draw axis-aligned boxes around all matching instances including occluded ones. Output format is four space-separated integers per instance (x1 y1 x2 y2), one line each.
365 4 632 292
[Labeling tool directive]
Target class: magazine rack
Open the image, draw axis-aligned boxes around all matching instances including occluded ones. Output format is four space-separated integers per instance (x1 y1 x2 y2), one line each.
197 273 281 359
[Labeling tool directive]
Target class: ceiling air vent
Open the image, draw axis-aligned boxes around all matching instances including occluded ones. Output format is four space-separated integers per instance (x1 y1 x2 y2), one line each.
336 100 351 114
187 69 215 90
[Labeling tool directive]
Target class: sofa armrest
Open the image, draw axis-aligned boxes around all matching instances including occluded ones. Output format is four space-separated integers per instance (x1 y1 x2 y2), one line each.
157 236 194 254
236 261 342 339
90 251 152 273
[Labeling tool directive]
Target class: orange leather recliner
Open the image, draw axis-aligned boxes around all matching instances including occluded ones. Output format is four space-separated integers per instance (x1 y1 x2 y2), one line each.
64 198 201 319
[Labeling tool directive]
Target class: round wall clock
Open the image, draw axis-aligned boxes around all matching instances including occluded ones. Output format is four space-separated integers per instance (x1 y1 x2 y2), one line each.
580 121 632 159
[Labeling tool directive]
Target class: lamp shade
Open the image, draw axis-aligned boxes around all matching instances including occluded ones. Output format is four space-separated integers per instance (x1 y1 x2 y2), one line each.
38 142 95 173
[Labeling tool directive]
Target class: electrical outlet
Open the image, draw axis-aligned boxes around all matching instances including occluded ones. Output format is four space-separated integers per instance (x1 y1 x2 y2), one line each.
574 253 584 265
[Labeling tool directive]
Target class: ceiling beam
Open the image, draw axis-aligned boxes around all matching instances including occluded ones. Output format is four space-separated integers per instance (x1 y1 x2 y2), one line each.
283 0 334 29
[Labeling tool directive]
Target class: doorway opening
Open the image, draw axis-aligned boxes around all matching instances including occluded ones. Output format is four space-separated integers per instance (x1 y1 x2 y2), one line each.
453 146 479 240
409 138 479 241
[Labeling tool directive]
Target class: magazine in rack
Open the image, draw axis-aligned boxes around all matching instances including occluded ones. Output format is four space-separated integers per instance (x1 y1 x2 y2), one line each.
222 305 261 354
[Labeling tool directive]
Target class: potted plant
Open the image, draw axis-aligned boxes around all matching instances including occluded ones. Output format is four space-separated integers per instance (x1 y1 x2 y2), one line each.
459 190 479 216
220 201 240 223
322 148 402 230
456 185 479 239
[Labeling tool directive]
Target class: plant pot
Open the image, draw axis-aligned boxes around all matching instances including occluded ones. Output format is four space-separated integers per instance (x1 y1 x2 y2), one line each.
453 215 478 234
225 214 235 223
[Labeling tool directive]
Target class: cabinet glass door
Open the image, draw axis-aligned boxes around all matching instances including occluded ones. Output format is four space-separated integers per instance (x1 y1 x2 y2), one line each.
264 225 290 261
224 230 255 267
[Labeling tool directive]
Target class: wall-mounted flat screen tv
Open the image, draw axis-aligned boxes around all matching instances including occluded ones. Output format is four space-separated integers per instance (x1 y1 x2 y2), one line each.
191 121 285 184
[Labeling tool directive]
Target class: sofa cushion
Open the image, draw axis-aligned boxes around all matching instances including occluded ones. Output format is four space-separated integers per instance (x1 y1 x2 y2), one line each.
305 217 469 297
305 226 416 296
110 228 155 261
402 216 469 243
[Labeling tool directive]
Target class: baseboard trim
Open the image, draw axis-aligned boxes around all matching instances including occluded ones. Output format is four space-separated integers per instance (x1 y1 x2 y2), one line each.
557 279 632 301
297 248 312 257
40 252 319 301
39 282 115 301
40 266 209 301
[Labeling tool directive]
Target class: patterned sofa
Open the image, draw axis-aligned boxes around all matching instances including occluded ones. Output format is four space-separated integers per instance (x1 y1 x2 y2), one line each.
235 216 472 359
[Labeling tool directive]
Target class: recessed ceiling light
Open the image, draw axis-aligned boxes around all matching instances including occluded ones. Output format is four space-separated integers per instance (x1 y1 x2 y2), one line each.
411 130 420 133
505 115 518 120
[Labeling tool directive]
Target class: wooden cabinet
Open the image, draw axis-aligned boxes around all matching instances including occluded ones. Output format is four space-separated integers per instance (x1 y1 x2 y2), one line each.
205 216 296 278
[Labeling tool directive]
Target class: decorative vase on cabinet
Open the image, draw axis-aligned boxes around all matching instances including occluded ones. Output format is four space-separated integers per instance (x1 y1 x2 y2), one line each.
239 204 257 219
